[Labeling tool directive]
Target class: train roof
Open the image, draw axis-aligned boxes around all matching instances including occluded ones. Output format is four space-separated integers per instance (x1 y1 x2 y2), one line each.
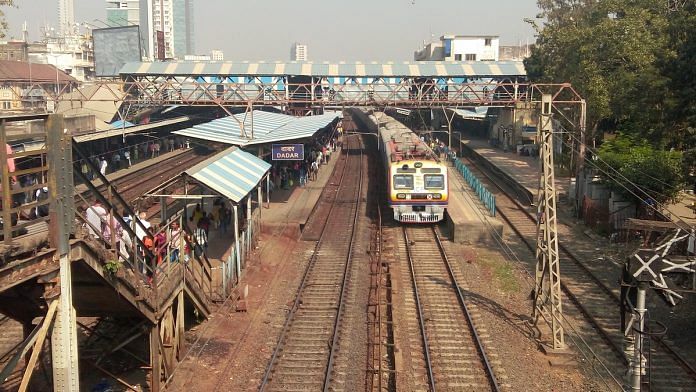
380 117 438 163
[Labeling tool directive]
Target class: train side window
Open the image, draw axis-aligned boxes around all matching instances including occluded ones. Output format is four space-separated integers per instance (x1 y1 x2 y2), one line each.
424 174 444 189
393 174 414 190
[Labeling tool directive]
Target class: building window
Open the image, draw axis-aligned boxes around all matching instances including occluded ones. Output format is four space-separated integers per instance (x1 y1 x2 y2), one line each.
2 101 11 110
465 54 477 61
485 38 492 46
454 54 462 61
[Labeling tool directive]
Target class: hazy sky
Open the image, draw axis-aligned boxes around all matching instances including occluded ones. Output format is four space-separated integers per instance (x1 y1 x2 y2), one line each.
4 0 540 61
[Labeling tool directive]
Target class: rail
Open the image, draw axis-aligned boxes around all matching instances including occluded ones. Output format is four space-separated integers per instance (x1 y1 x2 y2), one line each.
259 135 364 391
463 153 696 388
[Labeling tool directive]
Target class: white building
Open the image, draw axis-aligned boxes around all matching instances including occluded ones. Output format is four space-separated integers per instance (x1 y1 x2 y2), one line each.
184 54 210 61
414 35 499 61
291 43 307 61
211 49 224 61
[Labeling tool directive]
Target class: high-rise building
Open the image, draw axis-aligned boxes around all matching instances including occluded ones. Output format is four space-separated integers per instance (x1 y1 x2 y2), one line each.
291 43 307 61
172 0 195 58
58 0 75 35
211 49 224 61
104 0 194 60
105 0 140 27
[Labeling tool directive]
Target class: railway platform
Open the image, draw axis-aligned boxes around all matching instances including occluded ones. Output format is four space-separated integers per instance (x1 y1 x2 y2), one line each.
446 164 504 244
259 145 343 239
459 138 569 205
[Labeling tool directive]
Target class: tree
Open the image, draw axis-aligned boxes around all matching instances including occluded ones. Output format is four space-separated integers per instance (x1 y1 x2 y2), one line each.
0 0 14 40
596 134 684 204
525 0 674 141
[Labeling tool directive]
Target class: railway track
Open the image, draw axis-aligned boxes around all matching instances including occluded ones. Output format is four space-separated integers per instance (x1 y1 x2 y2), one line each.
75 148 211 205
460 153 696 391
400 224 500 391
259 135 365 391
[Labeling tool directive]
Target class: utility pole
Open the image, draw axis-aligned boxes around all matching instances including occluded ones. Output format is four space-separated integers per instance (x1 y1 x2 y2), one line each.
532 94 566 351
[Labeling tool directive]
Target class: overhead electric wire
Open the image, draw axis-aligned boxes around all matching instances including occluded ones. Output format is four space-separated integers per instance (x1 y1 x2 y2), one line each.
447 166 625 391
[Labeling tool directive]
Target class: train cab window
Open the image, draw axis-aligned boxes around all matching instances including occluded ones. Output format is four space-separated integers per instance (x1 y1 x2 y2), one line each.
393 174 414 190
424 174 445 190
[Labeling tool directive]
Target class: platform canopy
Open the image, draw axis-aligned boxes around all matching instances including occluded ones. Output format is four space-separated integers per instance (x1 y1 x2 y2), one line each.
450 107 489 120
185 146 271 204
120 60 526 78
73 116 190 143
174 110 337 146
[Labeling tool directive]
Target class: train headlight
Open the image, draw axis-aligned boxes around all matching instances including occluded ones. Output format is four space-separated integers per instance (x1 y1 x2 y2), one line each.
432 193 442 200
396 193 406 199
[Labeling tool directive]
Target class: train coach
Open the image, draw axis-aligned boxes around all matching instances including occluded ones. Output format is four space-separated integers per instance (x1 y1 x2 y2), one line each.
376 113 448 223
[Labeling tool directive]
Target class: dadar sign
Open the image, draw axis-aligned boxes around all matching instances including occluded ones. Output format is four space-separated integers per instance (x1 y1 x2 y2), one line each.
272 144 304 160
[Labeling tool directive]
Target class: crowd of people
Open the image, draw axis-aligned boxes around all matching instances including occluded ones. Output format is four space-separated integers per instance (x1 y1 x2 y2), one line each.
78 136 189 180
269 132 340 192
81 197 244 283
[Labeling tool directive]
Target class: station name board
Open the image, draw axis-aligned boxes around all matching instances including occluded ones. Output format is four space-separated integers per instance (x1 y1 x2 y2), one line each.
272 144 304 160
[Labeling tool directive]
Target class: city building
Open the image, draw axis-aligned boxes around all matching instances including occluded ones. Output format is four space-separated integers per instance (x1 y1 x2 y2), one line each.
291 42 307 61
0 60 77 113
184 54 210 61
105 0 141 27
211 49 224 61
58 0 76 36
414 35 499 61
498 44 531 61
104 0 195 60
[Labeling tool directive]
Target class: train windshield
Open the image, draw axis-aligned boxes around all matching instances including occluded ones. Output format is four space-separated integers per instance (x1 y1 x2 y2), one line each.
424 174 445 190
393 174 414 190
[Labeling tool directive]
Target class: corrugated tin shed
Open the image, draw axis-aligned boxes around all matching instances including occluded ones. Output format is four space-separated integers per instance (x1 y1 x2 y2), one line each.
120 60 526 78
73 116 190 142
185 147 271 203
174 110 337 146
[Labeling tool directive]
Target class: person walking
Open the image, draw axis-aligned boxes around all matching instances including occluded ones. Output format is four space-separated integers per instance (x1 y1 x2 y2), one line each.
99 157 108 176
124 149 132 168
112 152 121 171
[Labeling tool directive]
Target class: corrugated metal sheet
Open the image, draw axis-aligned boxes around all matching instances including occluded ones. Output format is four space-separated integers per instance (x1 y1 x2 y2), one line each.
173 110 337 146
451 107 489 120
73 116 190 143
120 61 526 78
185 147 271 203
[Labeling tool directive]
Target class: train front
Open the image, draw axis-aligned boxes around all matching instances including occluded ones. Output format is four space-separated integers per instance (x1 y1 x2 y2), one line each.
389 160 448 223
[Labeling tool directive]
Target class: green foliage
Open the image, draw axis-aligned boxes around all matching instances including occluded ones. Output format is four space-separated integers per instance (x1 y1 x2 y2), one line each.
103 260 121 275
0 1 14 39
596 134 684 203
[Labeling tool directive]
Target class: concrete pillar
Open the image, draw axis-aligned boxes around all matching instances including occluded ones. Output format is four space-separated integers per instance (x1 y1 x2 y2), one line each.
247 196 252 252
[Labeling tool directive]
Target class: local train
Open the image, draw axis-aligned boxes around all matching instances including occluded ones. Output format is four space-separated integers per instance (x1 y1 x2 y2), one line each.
375 112 448 223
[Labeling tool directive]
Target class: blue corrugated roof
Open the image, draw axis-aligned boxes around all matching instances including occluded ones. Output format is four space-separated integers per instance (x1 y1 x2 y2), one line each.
173 110 337 146
186 147 271 203
120 61 526 78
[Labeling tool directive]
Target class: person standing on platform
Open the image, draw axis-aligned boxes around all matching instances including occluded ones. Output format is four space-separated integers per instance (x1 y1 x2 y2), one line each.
311 160 319 181
154 141 161 157
149 142 156 158
124 149 132 168
299 163 307 187
99 157 108 176
170 221 182 261
85 199 106 238
80 160 90 181
112 152 121 171
321 145 327 164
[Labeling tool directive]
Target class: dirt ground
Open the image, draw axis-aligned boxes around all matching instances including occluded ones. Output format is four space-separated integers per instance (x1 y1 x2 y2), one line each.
166 223 314 391
444 238 608 391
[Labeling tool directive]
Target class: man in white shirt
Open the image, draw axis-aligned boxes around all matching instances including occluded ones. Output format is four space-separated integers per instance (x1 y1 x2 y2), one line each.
99 157 108 176
135 211 151 241
85 200 107 238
